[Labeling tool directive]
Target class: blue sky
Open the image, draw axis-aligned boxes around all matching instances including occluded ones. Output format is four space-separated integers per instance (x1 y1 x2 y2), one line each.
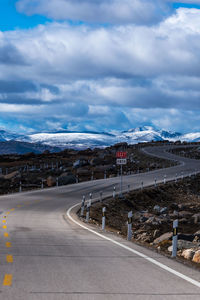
0 0 200 134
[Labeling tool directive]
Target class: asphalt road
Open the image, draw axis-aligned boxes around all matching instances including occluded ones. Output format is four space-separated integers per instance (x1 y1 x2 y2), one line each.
0 146 200 300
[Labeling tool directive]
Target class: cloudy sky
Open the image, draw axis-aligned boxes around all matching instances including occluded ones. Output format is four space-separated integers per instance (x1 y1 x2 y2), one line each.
0 0 200 133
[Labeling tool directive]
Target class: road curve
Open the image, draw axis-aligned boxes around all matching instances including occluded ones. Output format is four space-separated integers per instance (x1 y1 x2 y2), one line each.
0 146 200 300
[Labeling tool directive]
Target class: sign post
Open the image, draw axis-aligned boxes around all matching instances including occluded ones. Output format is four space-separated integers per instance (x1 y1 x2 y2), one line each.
116 152 127 198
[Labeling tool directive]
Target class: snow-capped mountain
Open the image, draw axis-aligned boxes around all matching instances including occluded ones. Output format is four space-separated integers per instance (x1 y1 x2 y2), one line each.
0 130 24 142
17 126 185 149
0 126 200 153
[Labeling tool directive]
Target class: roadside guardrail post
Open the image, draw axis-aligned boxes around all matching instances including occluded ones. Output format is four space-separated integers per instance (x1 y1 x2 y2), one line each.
127 211 133 241
102 207 106 230
175 174 177 183
164 175 166 184
100 191 103 202
80 195 85 217
89 193 92 201
19 181 22 193
141 181 143 190
56 177 59 187
86 200 91 223
155 178 157 188
113 186 116 199
104 171 107 179
41 179 44 189
172 219 178 258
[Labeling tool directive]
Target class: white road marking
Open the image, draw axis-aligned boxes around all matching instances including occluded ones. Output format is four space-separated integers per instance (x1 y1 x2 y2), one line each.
67 202 200 289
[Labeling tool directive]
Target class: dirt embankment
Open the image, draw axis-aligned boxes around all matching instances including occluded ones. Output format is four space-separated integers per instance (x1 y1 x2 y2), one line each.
83 175 200 267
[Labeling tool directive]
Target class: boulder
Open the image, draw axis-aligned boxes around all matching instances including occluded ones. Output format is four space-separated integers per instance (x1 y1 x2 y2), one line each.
153 205 161 212
178 211 193 218
192 213 200 224
192 250 200 263
76 168 90 176
73 159 88 169
46 176 56 187
58 174 76 185
182 249 195 260
177 240 197 250
90 157 102 166
4 171 20 180
153 232 172 245
160 207 168 214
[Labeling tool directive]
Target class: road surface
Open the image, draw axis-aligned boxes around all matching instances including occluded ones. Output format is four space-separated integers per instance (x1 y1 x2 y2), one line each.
0 146 200 299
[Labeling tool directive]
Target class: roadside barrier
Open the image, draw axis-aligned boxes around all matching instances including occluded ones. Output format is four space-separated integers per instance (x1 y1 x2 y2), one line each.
127 211 133 241
80 196 85 217
102 207 106 231
172 219 178 258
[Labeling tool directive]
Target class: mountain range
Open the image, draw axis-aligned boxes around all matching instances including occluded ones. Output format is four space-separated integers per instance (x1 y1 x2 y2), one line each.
0 126 199 154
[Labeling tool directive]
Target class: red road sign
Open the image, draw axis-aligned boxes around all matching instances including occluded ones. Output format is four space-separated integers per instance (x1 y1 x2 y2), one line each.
116 151 127 158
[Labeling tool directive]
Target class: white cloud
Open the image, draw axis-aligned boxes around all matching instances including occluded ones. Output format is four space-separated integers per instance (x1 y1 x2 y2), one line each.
16 0 163 25
1 6 200 132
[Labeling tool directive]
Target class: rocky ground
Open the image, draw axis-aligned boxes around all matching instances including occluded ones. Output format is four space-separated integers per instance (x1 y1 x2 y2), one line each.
170 146 200 160
0 142 175 195
84 174 200 268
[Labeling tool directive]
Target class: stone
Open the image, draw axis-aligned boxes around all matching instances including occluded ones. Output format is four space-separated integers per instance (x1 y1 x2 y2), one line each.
58 174 76 185
46 176 56 187
153 232 173 245
182 249 195 260
73 159 88 168
160 207 168 214
153 229 160 238
76 168 90 175
177 240 196 250
4 171 20 180
192 213 200 224
192 250 200 263
178 211 193 218
153 205 161 212
168 245 173 252
90 157 102 166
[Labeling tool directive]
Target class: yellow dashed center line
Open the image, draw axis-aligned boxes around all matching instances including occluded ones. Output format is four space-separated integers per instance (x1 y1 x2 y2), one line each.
4 233 9 238
10 209 15 211
6 212 10 215
6 255 13 263
6 242 11 248
2 220 6 224
2 225 7 229
3 274 12 286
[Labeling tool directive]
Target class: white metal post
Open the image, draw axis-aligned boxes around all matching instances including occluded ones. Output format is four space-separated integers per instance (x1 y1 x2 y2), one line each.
102 207 106 231
19 181 22 193
172 219 178 258
120 164 123 197
80 195 85 217
164 175 166 184
89 193 92 201
127 211 133 241
56 177 59 187
41 179 44 189
100 191 103 202
86 200 91 223
113 186 116 199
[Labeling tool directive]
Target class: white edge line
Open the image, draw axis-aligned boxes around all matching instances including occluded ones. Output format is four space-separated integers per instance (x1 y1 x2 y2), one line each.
67 203 200 289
